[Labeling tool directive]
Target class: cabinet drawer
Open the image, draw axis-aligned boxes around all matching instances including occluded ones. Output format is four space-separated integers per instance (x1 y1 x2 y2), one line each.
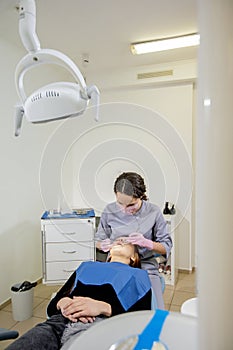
46 261 82 282
45 242 95 261
43 221 94 243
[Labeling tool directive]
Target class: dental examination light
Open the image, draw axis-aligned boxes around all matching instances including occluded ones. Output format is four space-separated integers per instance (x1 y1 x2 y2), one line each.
14 0 100 136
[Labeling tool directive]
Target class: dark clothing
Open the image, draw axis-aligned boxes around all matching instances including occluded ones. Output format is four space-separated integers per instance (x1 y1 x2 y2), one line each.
6 262 151 350
6 314 67 350
48 261 151 317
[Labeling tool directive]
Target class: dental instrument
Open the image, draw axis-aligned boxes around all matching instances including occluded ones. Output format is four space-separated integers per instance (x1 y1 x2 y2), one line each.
14 0 100 136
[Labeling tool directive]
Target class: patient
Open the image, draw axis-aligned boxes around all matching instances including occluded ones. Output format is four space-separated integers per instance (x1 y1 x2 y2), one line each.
6 237 152 350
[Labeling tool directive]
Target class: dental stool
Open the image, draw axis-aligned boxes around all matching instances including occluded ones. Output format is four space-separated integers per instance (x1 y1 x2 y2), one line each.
181 297 198 317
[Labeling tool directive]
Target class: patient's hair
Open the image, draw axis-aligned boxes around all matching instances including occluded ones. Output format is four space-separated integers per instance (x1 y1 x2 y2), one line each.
129 250 141 268
114 172 148 201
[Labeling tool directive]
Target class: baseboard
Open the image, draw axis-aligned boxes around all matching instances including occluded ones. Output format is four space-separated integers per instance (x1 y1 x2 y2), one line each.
0 298 11 310
178 267 196 274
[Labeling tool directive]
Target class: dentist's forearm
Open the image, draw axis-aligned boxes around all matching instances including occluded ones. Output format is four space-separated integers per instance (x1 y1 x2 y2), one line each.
151 242 166 255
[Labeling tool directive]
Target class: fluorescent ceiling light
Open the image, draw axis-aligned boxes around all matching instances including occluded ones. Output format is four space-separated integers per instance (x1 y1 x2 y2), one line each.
204 98 211 107
131 33 200 55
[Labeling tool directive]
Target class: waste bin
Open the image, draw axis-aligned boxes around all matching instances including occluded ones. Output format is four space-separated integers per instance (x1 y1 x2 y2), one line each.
11 281 37 321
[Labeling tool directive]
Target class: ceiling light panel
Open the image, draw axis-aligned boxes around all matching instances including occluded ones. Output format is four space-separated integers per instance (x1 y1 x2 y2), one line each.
131 33 200 55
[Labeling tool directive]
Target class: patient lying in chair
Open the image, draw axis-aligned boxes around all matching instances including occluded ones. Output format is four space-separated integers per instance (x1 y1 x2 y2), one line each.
6 238 152 350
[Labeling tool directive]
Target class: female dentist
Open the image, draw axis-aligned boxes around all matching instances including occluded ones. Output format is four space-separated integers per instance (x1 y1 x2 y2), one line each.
95 172 173 309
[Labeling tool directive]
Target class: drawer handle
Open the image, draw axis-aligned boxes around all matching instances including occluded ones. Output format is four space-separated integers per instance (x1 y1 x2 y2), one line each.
62 250 77 254
64 232 76 235
63 269 75 273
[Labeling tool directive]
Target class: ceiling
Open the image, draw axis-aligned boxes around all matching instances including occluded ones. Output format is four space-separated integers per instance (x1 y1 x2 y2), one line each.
0 0 198 75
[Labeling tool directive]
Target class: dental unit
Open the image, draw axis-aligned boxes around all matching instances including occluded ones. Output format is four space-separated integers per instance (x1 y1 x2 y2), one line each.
14 0 100 136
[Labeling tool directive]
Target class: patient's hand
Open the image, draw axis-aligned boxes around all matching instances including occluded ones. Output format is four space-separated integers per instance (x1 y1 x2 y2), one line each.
78 316 96 324
57 297 72 312
62 296 111 322
57 297 78 322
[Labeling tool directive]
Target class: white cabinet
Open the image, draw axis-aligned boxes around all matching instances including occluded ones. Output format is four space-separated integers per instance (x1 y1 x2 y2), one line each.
41 217 95 284
157 215 178 286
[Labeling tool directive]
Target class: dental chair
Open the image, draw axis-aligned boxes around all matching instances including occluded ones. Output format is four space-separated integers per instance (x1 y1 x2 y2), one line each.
59 268 196 350
61 310 198 350
0 328 19 341
151 275 165 310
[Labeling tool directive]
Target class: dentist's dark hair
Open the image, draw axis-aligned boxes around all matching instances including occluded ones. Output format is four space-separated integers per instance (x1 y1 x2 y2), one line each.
114 172 148 201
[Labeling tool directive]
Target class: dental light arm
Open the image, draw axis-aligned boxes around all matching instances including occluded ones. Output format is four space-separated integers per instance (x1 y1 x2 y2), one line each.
14 0 100 136
15 49 88 102
14 105 24 137
87 85 100 122
18 0 40 52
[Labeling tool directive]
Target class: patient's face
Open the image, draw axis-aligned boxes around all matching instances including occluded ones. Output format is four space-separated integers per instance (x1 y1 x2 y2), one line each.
110 237 135 257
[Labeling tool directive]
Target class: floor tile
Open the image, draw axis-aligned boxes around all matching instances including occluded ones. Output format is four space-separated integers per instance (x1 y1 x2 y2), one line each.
164 284 174 291
163 286 174 304
34 284 61 300
3 296 45 314
0 338 15 350
33 300 49 319
169 304 181 312
171 290 196 307
177 271 196 283
12 316 44 335
175 278 196 293
0 316 46 350
1 303 11 313
0 310 18 329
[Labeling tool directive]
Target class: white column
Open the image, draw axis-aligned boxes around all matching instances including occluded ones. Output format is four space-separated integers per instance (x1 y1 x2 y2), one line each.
197 0 233 349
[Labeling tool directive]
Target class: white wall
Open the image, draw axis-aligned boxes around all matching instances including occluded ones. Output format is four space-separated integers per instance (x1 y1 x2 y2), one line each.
94 63 195 273
68 63 196 271
0 38 73 305
197 1 233 347
0 39 197 305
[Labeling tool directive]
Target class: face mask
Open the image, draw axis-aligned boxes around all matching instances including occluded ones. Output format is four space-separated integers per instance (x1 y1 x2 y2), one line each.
118 201 140 215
